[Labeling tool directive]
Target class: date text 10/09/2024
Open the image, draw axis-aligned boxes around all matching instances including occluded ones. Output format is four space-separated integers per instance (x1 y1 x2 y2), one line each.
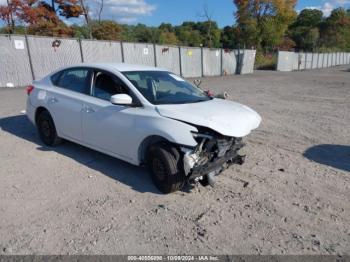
127 256 219 261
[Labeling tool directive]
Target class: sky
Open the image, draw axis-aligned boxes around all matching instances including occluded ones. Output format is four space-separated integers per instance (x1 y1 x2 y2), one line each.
1 0 350 27
92 0 350 27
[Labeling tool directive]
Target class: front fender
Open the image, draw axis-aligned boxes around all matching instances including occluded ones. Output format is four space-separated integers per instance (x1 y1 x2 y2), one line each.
141 117 198 146
130 116 198 165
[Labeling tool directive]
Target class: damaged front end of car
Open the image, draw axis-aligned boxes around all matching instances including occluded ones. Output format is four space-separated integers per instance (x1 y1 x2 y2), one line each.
181 128 246 186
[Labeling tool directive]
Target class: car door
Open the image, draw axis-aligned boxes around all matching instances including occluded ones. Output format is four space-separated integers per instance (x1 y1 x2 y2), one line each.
81 70 140 162
48 67 92 142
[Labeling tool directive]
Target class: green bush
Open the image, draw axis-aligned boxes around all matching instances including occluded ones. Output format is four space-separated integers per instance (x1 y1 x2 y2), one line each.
255 52 277 70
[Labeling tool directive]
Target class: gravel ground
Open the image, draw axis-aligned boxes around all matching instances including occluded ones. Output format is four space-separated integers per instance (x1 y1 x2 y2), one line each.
0 66 349 255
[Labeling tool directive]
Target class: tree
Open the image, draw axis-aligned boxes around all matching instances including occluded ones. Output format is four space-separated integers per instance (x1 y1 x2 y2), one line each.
277 37 296 50
159 31 178 45
233 0 297 49
71 24 90 38
221 25 237 48
233 0 259 47
7 0 74 36
293 9 323 28
55 0 83 19
175 23 202 47
91 20 122 40
0 5 12 33
120 24 137 42
199 4 214 47
0 0 85 36
159 23 174 33
0 0 16 33
97 0 104 22
133 23 159 43
196 21 221 48
319 8 350 50
288 9 323 50
76 0 92 38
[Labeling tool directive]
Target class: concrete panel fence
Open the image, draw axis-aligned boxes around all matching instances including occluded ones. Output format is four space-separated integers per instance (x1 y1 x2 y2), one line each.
180 47 202 78
155 45 180 75
277 51 350 72
0 34 256 88
28 36 82 80
222 49 237 75
81 39 123 63
203 48 221 77
0 35 32 87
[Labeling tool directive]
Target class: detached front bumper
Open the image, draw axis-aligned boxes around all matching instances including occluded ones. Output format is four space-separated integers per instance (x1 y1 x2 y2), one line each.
188 152 245 180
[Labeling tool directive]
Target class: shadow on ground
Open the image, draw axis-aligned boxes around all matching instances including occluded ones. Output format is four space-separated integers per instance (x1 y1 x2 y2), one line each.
304 144 350 172
0 114 163 194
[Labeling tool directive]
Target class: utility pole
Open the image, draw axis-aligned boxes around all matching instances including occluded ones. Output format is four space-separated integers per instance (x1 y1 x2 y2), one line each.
6 0 15 33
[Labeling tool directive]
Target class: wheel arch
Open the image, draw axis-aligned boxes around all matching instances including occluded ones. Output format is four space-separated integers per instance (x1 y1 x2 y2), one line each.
138 135 171 165
35 106 49 125
135 117 199 165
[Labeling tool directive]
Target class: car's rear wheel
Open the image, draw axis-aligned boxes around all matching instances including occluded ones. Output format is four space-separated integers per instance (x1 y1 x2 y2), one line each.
147 143 186 194
37 110 62 146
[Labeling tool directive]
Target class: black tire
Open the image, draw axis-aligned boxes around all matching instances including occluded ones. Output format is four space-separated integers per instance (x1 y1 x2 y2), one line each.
147 143 186 194
199 176 210 187
37 110 62 146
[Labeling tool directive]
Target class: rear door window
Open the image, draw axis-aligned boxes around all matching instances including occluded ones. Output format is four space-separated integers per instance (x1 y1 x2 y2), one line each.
55 68 92 95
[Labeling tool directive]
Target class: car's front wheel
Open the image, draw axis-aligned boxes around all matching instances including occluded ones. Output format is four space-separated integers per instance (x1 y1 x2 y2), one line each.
37 110 62 146
147 143 186 194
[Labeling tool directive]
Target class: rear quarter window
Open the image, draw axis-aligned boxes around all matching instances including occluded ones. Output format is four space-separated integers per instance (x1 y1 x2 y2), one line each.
50 71 62 86
53 68 91 95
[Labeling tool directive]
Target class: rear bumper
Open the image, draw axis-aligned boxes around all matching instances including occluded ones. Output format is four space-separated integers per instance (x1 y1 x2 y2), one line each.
26 98 36 125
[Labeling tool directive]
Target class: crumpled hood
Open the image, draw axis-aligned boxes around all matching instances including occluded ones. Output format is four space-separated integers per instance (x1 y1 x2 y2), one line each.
156 98 262 138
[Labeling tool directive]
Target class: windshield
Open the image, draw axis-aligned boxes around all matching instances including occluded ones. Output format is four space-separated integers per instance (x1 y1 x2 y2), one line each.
122 71 212 105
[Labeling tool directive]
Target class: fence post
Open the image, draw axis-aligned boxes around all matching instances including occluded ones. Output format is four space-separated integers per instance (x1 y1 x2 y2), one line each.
201 47 204 77
297 52 300 71
220 48 223 76
327 53 330 67
236 44 240 74
153 43 157 67
121 41 125 63
178 46 182 77
24 34 35 81
311 52 314 69
78 38 84 63
338 52 339 65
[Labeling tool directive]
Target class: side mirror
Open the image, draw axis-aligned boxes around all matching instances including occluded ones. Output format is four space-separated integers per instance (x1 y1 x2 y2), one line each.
110 94 133 106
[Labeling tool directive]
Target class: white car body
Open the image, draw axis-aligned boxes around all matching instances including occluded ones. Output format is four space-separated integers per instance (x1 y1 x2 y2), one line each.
26 63 261 192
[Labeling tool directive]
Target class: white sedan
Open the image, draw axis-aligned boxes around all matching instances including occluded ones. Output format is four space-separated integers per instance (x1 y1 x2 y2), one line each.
26 63 261 194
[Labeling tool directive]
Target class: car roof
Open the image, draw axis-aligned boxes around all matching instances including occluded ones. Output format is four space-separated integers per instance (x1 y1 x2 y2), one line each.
64 63 169 73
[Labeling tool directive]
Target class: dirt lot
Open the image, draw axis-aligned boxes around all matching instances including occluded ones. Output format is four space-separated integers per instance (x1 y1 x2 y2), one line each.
0 66 349 255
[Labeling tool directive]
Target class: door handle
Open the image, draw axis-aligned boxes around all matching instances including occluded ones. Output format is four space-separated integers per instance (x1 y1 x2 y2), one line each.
49 97 58 103
84 107 95 113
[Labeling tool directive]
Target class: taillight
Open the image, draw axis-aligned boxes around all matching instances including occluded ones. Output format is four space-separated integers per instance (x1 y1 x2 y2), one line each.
26 85 34 96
